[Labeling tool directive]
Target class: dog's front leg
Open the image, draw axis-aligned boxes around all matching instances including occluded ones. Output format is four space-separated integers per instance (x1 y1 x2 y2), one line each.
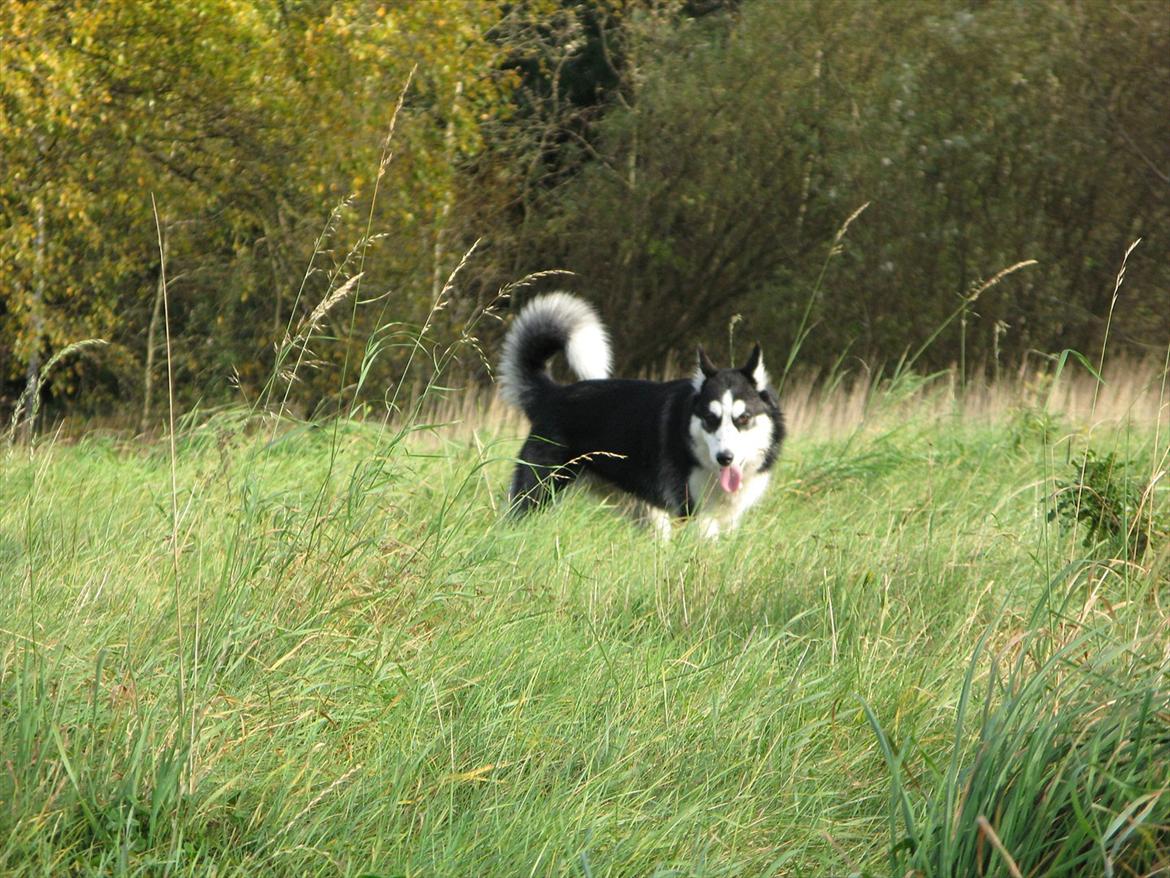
697 516 722 540
646 508 674 542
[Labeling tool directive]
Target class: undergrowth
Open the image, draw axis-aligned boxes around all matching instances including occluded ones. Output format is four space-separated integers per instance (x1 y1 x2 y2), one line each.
1051 449 1168 561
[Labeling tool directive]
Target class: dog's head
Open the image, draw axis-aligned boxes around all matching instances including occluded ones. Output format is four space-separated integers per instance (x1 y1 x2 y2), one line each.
689 344 780 492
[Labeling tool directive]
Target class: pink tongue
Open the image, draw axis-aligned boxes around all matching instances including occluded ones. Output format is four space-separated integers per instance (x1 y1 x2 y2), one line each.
719 464 743 493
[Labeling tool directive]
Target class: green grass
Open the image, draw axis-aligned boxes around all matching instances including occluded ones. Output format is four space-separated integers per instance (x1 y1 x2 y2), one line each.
1 394 1167 876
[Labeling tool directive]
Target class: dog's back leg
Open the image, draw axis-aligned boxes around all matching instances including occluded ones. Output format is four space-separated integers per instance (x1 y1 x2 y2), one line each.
509 433 579 515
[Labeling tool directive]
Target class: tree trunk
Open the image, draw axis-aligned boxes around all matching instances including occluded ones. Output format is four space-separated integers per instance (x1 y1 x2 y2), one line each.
140 232 168 434
432 80 463 301
20 196 46 443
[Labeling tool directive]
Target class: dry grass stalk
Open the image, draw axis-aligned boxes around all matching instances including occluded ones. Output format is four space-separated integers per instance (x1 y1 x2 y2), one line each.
965 259 1039 303
294 272 365 347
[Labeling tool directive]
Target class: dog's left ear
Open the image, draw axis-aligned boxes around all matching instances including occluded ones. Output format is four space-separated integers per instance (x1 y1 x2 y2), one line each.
697 346 718 379
740 342 769 389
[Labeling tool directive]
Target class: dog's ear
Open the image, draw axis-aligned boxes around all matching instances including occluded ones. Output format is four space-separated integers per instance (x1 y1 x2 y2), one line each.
697 346 718 379
740 343 769 389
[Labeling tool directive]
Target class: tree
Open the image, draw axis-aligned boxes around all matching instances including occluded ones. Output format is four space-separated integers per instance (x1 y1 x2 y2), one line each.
487 0 1170 376
0 0 552 420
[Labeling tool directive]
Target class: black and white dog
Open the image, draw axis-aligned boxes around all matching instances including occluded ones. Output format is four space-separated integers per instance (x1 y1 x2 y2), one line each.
499 293 784 537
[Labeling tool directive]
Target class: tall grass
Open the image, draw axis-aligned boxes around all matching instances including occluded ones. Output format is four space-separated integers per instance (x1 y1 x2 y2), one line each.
2 343 1167 875
865 572 1169 877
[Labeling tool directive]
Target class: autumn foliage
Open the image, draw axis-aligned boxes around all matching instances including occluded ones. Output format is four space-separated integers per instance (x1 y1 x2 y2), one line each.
1 0 1167 423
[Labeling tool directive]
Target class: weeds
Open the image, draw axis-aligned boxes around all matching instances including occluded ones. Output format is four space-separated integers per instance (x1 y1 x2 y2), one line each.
1051 450 1167 560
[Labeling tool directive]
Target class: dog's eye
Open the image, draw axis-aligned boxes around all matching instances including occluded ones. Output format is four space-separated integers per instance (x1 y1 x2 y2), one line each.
703 414 720 431
733 413 752 429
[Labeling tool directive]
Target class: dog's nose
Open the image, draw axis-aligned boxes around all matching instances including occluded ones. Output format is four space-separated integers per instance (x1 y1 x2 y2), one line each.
716 451 734 467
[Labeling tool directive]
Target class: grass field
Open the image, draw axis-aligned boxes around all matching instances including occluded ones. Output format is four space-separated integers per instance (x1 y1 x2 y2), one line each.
2 366 1168 876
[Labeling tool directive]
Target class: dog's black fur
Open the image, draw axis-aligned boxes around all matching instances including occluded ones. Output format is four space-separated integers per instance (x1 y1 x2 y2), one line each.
500 294 784 522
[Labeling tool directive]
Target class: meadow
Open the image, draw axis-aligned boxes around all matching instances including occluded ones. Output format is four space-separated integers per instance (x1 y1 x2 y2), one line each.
1 363 1168 876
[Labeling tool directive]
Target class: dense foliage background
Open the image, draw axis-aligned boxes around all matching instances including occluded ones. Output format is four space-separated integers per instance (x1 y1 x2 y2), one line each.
2 0 1168 424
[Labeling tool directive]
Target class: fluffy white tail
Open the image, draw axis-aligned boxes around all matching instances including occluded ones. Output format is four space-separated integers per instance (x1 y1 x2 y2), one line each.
498 293 612 412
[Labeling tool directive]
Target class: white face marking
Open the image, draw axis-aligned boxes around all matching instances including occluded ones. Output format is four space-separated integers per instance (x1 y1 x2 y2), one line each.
709 391 737 462
688 389 774 475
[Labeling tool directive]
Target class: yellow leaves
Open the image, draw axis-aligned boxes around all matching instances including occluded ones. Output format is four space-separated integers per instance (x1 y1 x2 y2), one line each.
1 0 561 386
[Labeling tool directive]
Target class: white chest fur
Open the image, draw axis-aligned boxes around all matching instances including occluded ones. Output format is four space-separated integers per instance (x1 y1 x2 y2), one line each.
687 468 771 538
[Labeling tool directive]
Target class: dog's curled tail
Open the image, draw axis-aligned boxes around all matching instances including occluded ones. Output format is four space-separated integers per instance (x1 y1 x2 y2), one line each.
498 292 612 413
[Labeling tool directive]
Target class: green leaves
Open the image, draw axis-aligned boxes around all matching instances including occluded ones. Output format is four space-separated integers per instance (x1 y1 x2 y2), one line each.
1051 450 1167 560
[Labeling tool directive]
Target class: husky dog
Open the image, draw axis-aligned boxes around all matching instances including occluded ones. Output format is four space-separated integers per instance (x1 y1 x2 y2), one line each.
498 293 784 537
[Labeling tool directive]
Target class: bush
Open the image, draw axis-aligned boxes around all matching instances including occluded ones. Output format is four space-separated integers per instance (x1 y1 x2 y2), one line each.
1051 450 1167 560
